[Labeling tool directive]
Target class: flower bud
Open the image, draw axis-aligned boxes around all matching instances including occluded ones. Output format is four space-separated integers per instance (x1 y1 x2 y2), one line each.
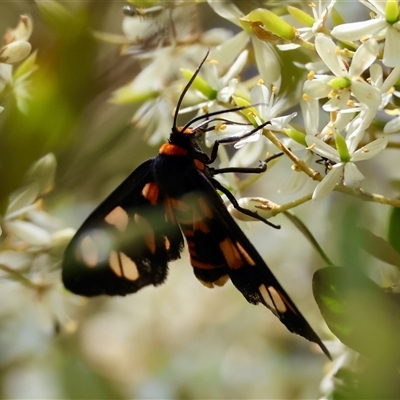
0 40 31 64
181 68 217 100
242 9 296 41
228 197 278 221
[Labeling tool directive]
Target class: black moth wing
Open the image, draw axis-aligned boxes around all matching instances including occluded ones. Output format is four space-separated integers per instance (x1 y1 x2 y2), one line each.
174 167 329 356
62 159 184 296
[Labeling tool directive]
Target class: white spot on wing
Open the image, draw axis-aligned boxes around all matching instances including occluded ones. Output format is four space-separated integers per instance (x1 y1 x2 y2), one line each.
109 250 122 277
80 235 98 268
105 206 129 232
119 252 139 281
108 251 139 281
259 284 287 314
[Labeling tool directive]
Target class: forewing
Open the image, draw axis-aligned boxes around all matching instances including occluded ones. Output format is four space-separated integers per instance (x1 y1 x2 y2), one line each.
62 159 184 296
173 171 329 357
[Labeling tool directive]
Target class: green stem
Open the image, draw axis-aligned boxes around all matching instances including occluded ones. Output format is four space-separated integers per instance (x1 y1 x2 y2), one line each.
283 211 334 265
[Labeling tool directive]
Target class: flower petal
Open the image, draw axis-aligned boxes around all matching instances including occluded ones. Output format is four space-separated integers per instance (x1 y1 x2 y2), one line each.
279 151 313 195
312 163 344 200
349 39 378 78
230 138 268 166
322 90 350 111
300 98 319 136
234 132 261 148
369 63 383 87
303 79 331 100
345 110 376 152
222 50 248 83
207 0 242 25
277 43 300 51
251 83 271 118
211 31 249 69
351 80 381 109
252 37 281 87
6 184 39 217
268 113 297 131
381 65 400 93
0 250 32 270
0 40 31 64
351 136 388 161
4 220 51 246
315 35 347 77
343 162 364 188
305 135 341 162
383 25 400 67
331 18 386 41
365 0 385 15
384 116 400 134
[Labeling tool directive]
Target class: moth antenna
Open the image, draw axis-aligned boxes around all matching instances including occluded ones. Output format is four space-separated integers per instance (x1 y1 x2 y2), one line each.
172 49 210 129
181 103 268 135
193 117 251 132
216 119 271 145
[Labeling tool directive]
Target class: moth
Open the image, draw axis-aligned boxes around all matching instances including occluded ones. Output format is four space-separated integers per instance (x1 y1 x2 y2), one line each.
62 53 330 358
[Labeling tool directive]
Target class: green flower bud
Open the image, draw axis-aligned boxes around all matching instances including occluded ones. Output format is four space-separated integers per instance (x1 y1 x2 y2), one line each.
284 128 307 146
243 8 296 40
386 0 399 24
287 6 315 27
232 95 258 125
181 69 217 100
328 76 351 90
335 133 351 162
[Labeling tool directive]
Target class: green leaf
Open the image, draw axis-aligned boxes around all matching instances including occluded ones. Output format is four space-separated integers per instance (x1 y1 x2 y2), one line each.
388 205 400 255
313 266 400 363
357 227 400 269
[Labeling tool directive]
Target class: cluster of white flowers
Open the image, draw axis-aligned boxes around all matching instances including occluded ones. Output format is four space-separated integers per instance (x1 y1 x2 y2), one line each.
0 14 36 114
0 154 77 338
113 0 400 209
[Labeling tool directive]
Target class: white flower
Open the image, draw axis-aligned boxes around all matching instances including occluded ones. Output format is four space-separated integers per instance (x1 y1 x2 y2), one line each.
0 15 35 113
306 119 388 200
370 63 400 109
132 96 175 146
304 35 381 112
1 15 32 64
279 98 319 195
234 81 297 149
331 0 400 67
179 49 248 117
207 0 281 87
279 0 336 50
2 154 59 247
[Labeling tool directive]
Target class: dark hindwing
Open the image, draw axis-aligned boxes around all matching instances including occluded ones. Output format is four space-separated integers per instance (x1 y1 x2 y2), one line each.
62 159 184 296
173 169 329 356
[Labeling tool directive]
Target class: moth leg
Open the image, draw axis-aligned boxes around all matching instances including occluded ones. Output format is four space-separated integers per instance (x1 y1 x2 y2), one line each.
211 162 267 175
212 152 284 175
210 178 280 229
